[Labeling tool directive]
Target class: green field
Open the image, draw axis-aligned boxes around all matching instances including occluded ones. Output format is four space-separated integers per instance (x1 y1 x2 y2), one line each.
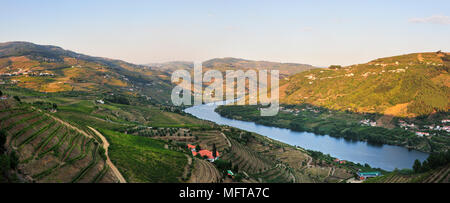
98 129 187 183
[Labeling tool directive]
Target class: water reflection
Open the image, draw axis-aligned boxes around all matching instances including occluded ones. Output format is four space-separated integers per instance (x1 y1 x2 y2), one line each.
185 102 429 171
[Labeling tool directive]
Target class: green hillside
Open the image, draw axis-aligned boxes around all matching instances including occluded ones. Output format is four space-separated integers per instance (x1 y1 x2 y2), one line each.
282 52 449 117
0 42 360 183
0 42 174 103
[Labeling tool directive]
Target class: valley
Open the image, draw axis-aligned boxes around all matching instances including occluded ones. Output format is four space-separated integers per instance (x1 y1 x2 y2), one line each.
0 42 449 183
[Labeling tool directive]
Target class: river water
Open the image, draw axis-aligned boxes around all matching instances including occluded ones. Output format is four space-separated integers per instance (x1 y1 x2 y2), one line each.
185 101 429 171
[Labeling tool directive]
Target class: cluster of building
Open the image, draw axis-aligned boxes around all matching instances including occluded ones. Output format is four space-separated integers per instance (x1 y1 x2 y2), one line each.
333 158 347 164
0 70 54 77
360 119 377 127
187 144 220 162
279 106 320 116
387 68 406 73
359 118 450 137
399 119 450 137
398 120 417 130
423 124 450 132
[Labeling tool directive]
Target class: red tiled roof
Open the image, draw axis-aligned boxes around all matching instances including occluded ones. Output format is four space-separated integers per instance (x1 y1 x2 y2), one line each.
192 149 220 159
187 144 196 150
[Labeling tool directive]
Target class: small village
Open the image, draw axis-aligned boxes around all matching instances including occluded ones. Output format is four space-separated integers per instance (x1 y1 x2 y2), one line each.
279 105 449 139
279 106 321 116
360 118 450 137
0 68 55 77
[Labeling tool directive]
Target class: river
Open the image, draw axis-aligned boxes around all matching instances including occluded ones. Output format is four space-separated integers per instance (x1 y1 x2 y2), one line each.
185 101 429 171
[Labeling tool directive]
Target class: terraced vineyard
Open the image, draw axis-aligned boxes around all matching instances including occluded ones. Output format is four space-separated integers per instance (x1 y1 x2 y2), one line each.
253 166 293 183
188 158 221 183
193 130 231 153
0 103 119 183
422 165 450 183
188 130 297 183
222 139 272 175
366 165 450 183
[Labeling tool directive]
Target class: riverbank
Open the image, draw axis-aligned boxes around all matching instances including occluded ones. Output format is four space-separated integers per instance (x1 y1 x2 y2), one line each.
215 104 440 153
185 103 429 171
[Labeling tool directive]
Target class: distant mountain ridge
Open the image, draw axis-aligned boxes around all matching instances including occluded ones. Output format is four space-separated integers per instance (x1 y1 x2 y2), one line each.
0 41 147 70
146 57 317 78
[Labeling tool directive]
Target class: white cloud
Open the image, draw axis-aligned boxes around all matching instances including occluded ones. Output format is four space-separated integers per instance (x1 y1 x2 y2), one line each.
409 15 450 25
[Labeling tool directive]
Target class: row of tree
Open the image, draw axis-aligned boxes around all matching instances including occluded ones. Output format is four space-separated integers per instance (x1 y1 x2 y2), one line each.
0 130 19 183
413 151 450 173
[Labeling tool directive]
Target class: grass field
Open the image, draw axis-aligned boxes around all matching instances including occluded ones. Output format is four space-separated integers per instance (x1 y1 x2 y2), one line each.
98 129 188 183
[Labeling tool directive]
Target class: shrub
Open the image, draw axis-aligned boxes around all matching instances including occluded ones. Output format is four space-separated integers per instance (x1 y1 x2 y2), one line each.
13 96 21 102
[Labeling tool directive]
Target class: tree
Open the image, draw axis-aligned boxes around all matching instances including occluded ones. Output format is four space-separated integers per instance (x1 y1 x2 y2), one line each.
13 96 20 102
52 103 58 110
195 145 201 152
212 144 217 158
413 159 422 173
0 130 6 153
233 164 239 173
9 151 18 170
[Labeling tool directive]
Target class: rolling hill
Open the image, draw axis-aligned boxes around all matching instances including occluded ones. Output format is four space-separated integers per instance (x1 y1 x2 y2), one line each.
0 41 363 183
202 57 316 78
0 41 174 103
281 52 450 117
1 42 448 183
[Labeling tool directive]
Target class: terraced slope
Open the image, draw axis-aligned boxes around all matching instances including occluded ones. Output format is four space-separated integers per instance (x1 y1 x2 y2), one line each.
0 102 119 183
222 139 272 175
188 158 221 183
366 164 450 183
98 129 188 183
282 52 449 117
0 41 173 103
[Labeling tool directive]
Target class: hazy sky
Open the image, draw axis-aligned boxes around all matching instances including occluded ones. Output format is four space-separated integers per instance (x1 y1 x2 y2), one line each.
1 0 449 66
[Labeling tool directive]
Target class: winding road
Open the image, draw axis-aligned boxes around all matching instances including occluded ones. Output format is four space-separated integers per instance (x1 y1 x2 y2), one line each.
88 126 127 183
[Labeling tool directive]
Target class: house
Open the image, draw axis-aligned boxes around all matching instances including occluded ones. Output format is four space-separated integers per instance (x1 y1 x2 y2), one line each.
187 144 196 152
333 158 346 164
415 132 430 137
443 126 450 133
0 96 8 100
193 150 220 162
357 172 382 180
227 170 235 178
96 100 105 104
360 119 377 127
187 144 220 162
442 119 450 124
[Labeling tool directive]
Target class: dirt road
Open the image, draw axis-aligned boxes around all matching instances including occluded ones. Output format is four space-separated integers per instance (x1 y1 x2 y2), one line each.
87 126 127 183
182 154 193 181
221 132 232 147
